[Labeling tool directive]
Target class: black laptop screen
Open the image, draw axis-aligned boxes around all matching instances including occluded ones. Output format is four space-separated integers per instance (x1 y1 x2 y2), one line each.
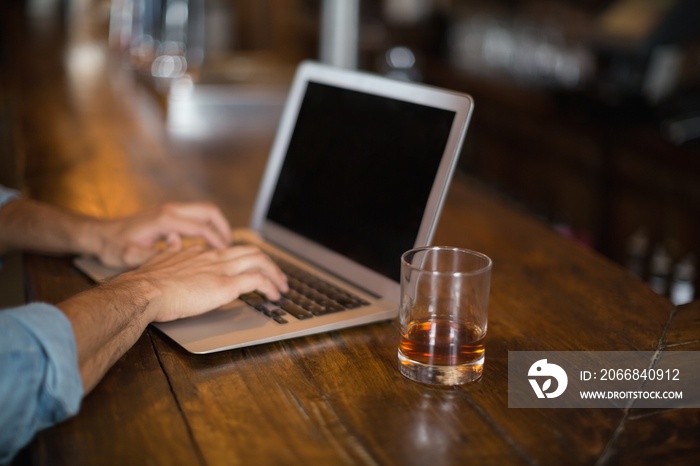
266 81 456 281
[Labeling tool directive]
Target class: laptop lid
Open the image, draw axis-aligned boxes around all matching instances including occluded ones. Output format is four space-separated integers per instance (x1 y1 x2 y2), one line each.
250 61 474 302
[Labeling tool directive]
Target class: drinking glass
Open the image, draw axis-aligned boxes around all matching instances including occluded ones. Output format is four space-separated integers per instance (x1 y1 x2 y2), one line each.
398 247 492 385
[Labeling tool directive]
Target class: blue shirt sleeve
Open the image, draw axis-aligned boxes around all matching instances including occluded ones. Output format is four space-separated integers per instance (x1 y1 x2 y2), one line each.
0 185 20 208
0 303 83 464
0 185 20 271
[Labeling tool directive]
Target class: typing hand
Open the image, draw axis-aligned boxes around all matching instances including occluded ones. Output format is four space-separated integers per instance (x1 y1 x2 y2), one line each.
90 202 232 268
113 244 289 323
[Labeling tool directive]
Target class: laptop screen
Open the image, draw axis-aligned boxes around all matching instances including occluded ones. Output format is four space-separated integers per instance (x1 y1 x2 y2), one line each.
266 81 456 281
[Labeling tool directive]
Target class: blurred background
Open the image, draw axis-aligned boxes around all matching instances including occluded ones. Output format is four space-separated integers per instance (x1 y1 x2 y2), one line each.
2 0 699 304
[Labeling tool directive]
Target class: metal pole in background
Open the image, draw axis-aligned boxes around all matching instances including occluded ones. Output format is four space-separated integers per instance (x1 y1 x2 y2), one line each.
319 0 359 69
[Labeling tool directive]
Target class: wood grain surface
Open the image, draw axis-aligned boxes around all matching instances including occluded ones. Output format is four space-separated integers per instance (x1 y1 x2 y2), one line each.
2 3 698 465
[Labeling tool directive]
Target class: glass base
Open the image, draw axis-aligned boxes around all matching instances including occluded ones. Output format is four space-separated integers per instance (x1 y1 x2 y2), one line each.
398 351 484 386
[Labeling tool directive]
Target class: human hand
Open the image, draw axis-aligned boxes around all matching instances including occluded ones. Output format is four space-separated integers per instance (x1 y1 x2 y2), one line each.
89 202 232 268
112 244 289 323
59 243 288 394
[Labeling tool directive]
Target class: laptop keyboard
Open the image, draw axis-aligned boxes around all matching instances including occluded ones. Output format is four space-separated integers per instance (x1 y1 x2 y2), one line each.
239 256 370 324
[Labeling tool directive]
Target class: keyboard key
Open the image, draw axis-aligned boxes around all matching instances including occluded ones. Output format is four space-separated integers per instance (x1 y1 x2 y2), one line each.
279 299 315 320
239 251 369 324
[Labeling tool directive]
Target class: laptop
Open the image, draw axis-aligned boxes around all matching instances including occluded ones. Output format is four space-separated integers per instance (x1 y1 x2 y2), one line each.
75 60 474 354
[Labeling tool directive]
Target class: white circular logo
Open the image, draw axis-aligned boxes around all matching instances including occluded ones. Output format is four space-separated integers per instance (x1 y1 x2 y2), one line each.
528 359 568 399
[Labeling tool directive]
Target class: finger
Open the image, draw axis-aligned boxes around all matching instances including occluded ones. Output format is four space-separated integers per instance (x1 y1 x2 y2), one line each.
148 215 230 250
154 243 204 262
149 269 285 323
121 243 159 268
162 203 232 246
165 232 182 251
228 271 286 302
125 234 185 268
209 244 269 261
212 247 288 292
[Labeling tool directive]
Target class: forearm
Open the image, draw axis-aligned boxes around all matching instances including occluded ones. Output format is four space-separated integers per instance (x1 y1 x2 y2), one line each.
0 198 102 257
56 244 288 392
57 275 159 393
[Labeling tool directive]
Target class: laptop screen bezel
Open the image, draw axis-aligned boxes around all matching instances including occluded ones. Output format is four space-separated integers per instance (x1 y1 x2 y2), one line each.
250 61 474 302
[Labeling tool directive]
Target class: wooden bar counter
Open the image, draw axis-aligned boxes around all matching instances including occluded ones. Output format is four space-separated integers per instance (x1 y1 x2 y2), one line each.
2 4 699 466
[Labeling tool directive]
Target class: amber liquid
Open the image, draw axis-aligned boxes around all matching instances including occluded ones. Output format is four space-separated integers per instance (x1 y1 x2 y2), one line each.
399 319 485 367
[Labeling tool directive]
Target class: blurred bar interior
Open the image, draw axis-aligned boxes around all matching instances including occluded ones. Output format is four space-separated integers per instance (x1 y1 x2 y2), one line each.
5 0 700 304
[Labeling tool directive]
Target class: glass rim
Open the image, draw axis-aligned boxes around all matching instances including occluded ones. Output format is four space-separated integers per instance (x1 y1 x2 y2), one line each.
401 246 493 275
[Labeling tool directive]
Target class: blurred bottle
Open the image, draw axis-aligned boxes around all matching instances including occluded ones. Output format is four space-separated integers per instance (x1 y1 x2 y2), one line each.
109 0 204 81
382 46 421 82
648 244 672 295
625 228 649 278
152 0 204 80
109 0 162 68
670 255 695 306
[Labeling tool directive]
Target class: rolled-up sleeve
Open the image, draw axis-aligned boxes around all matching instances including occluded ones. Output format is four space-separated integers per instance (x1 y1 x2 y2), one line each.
0 303 83 464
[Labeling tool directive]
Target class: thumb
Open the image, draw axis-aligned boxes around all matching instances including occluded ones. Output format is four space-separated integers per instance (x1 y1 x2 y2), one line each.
121 243 160 268
165 232 183 251
110 234 184 268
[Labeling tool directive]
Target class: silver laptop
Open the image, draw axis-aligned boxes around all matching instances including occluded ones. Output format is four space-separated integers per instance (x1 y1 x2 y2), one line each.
76 60 474 354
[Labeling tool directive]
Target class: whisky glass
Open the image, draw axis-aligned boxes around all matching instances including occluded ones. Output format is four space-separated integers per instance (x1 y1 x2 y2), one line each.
398 247 492 385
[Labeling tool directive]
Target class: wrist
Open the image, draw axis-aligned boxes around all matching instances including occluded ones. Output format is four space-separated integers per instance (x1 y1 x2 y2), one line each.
76 216 110 258
62 273 161 334
107 271 163 323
